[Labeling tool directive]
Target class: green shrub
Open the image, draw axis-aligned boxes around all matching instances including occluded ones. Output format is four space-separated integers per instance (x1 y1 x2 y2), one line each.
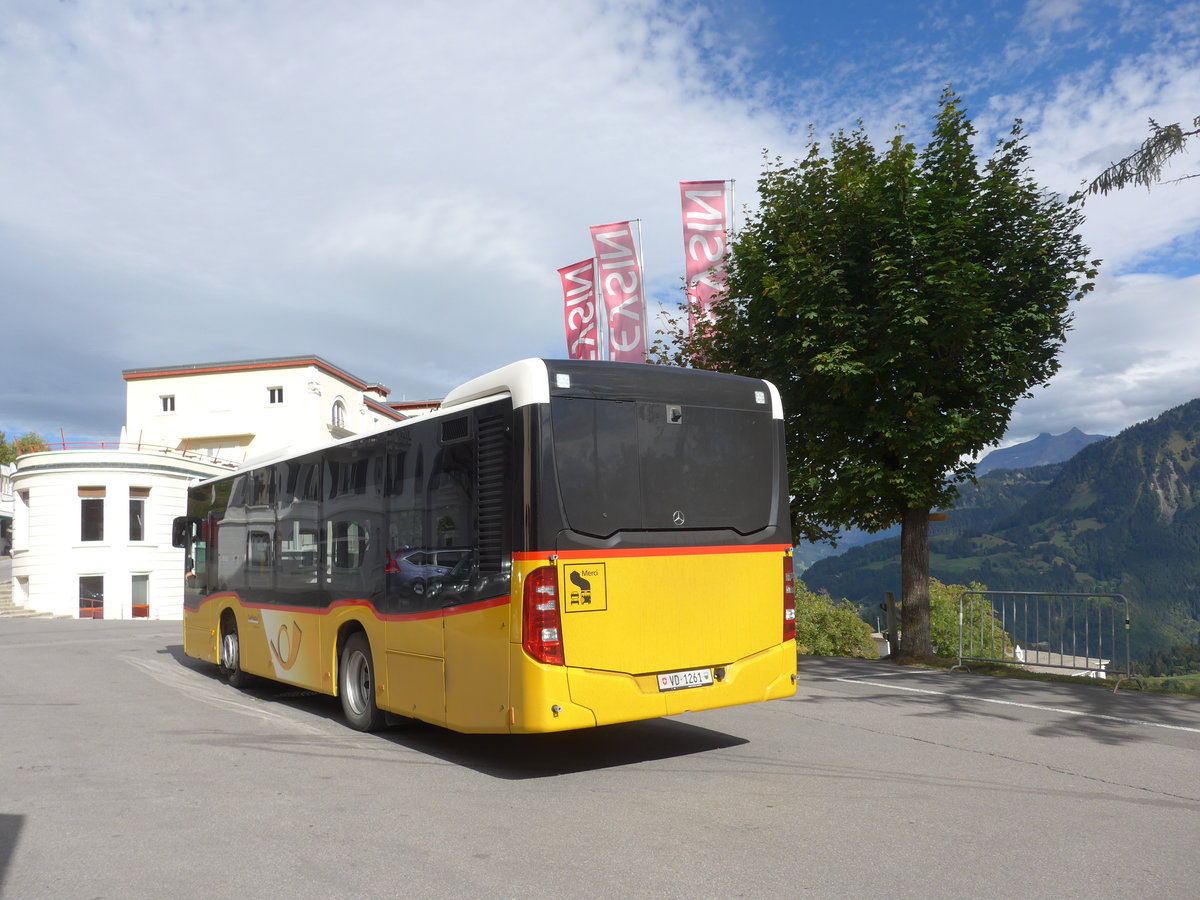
928 578 1013 659
795 581 879 658
1145 674 1200 696
792 577 1011 661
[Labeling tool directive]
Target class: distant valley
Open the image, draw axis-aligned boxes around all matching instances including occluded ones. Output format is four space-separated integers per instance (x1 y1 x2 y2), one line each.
800 402 1200 660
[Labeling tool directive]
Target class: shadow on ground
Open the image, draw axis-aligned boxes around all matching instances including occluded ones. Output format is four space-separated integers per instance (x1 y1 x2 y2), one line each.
162 643 748 779
797 655 1200 748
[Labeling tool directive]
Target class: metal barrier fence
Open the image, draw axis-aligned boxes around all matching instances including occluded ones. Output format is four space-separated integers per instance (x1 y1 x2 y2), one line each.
957 590 1131 680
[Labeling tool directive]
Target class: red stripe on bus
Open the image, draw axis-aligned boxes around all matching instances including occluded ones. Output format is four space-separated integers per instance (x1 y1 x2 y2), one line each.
185 592 510 620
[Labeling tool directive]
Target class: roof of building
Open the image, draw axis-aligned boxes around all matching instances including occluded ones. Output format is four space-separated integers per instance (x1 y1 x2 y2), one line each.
387 399 441 413
121 355 389 397
364 394 406 421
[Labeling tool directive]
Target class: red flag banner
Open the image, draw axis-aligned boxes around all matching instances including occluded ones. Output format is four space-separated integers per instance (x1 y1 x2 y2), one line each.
558 259 600 360
589 220 646 363
680 181 729 334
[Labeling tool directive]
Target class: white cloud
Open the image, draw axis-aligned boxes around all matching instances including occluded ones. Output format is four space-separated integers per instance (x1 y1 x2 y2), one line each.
0 0 794 438
985 56 1199 183
1020 0 1089 35
0 0 1197 453
1009 273 1200 440
978 17 1200 442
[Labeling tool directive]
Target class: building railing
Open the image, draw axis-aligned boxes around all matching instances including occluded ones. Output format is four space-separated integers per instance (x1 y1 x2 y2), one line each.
16 440 241 469
957 590 1132 682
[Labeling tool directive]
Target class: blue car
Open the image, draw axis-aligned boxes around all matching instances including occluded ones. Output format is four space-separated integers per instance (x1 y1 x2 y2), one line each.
390 548 470 597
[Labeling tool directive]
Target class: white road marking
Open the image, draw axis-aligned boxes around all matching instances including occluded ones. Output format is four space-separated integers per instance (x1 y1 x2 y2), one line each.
825 676 1200 735
122 655 328 734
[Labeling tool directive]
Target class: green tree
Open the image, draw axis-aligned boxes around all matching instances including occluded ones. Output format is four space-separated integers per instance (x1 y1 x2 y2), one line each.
0 431 50 464
1088 115 1199 196
927 578 1012 659
793 581 878 658
653 90 1097 661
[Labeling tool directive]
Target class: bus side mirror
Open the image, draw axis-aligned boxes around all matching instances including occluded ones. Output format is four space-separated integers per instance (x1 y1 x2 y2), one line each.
172 516 201 548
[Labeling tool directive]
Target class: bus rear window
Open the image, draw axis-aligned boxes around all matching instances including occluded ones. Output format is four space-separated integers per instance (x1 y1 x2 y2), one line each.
550 397 776 538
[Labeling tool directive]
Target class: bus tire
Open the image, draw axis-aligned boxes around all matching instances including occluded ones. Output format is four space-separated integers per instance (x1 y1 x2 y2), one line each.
339 632 384 732
218 615 253 689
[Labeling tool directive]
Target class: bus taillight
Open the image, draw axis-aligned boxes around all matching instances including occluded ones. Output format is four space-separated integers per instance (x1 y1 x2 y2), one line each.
783 554 797 643
523 565 564 665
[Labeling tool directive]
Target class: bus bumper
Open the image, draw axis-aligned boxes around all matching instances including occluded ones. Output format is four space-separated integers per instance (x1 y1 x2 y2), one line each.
506 642 796 733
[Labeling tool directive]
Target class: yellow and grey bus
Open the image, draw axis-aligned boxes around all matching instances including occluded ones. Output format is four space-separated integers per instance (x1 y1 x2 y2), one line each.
176 359 796 733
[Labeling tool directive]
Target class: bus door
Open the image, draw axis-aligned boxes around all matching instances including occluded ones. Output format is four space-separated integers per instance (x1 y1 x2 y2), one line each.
380 432 447 726
383 611 445 724
437 410 512 732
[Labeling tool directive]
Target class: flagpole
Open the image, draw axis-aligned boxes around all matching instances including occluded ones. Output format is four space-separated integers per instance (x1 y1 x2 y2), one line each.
635 218 646 362
594 256 606 362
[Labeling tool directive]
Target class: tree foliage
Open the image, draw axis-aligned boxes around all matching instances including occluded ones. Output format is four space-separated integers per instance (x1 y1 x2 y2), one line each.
1088 115 1200 196
653 89 1098 660
1136 641 1200 678
793 580 879 658
927 578 1012 659
0 431 49 464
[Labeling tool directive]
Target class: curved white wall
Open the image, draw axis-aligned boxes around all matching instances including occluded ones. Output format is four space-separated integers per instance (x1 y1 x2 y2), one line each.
11 449 231 620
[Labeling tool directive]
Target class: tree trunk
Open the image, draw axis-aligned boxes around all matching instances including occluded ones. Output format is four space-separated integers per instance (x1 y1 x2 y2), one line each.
898 506 934 662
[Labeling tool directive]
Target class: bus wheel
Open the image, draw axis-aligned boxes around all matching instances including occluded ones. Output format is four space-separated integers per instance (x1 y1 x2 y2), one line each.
339 632 384 732
218 617 253 688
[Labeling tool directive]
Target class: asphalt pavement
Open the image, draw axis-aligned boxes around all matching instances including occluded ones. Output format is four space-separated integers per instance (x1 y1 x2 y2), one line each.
1 618 1198 899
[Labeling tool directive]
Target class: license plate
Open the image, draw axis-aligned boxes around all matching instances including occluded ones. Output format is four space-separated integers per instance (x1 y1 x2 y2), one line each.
656 668 714 692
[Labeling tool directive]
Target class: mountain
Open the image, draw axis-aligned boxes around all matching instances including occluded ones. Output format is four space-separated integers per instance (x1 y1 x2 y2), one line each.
975 427 1108 476
795 428 1103 569
802 399 1200 660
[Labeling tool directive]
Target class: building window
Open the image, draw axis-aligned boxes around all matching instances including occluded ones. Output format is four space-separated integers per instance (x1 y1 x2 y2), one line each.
331 521 367 570
79 486 105 542
79 575 104 619
268 386 284 404
332 399 346 429
132 574 149 618
161 395 175 412
130 487 150 542
248 531 273 570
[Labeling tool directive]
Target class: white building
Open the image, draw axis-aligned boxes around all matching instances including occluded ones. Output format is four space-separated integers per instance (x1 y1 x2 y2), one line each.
1 462 14 553
9 356 406 619
10 449 232 619
122 355 401 464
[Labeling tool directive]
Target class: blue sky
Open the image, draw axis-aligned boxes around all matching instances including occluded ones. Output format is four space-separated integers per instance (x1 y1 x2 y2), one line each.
1 0 1198 448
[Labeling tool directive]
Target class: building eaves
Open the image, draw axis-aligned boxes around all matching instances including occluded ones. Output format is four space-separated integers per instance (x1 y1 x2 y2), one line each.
363 394 406 420
121 356 377 392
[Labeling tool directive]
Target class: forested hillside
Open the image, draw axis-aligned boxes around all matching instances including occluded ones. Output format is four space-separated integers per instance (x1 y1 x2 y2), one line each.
804 399 1200 660
795 429 1102 568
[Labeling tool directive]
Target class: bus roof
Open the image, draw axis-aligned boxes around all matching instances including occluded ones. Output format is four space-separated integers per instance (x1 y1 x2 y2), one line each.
191 359 782 487
442 358 783 418
440 358 550 410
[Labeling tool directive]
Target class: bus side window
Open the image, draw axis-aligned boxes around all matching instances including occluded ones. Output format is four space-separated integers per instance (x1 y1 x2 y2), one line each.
173 514 209 550
215 475 248 593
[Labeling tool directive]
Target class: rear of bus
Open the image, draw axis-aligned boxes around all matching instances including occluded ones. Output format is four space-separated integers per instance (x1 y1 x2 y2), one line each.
485 360 796 732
